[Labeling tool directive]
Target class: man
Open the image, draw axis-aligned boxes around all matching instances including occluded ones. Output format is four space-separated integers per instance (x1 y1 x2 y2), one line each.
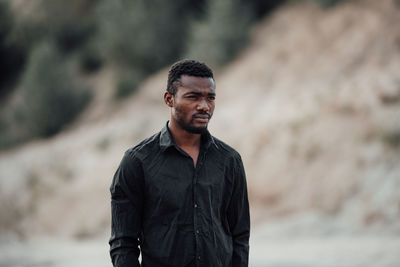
109 59 250 267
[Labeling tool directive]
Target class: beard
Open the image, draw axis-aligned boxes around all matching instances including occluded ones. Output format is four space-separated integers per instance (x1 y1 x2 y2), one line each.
177 118 208 134
174 108 211 134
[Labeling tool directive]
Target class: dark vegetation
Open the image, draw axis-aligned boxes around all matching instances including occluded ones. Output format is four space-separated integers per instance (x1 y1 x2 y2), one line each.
0 0 343 149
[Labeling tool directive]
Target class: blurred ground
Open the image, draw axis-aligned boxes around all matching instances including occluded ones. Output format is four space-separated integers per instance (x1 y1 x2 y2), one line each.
1 0 400 266
1 233 399 267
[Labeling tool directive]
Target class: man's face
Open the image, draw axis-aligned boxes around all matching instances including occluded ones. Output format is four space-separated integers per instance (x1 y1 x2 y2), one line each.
168 75 216 134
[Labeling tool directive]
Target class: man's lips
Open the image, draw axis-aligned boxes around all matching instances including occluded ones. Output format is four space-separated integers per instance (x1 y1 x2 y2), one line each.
193 113 211 122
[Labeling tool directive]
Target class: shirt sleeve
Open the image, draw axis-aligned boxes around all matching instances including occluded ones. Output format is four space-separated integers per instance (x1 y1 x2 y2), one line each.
227 154 250 267
109 151 144 267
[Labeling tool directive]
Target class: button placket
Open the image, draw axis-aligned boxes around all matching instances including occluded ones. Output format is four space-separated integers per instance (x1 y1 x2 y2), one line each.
193 149 207 266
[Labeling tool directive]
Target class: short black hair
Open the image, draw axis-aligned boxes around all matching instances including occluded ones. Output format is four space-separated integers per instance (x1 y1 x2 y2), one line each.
167 59 214 95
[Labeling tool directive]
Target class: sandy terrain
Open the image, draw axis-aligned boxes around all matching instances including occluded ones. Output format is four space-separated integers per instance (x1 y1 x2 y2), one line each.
1 230 399 267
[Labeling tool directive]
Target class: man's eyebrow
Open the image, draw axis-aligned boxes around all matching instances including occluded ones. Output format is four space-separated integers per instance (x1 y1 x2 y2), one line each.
183 91 216 96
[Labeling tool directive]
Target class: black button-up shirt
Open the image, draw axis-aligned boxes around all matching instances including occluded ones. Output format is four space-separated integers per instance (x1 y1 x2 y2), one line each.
109 123 250 267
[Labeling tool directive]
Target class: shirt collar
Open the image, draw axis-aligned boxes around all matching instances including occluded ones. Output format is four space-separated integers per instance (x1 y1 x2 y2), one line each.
160 121 219 151
159 122 175 150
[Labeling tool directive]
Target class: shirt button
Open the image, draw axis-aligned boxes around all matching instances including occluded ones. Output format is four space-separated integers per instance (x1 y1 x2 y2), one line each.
196 230 200 234
194 204 198 208
198 256 201 260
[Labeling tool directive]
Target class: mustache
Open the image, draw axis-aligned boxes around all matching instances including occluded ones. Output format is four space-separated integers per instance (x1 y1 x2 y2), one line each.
192 111 211 119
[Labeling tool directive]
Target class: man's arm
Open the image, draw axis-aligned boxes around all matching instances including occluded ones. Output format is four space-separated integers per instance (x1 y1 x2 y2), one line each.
227 154 250 267
109 151 144 267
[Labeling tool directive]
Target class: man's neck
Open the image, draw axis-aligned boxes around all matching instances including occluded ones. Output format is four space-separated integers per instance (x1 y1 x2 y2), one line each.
167 120 201 149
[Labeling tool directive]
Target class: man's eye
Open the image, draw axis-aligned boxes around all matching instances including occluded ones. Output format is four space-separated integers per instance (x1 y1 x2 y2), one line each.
187 95 197 99
208 96 215 100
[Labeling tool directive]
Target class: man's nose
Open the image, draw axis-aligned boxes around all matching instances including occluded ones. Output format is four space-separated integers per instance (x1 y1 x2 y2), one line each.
197 99 210 111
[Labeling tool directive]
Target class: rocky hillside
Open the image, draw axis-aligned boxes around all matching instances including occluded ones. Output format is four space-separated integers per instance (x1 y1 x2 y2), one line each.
217 0 400 231
1 0 400 240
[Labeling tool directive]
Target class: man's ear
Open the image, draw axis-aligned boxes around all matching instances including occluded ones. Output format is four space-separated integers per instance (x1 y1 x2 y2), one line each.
164 92 174 107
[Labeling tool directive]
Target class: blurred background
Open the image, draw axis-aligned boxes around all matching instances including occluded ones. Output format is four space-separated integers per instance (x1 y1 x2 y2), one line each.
0 0 400 266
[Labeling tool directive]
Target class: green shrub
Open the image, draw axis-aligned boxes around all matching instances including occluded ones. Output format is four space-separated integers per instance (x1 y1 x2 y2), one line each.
79 45 104 73
21 41 91 136
185 0 253 67
0 41 91 148
0 0 27 98
54 20 95 54
312 0 344 8
96 1 179 71
244 0 287 19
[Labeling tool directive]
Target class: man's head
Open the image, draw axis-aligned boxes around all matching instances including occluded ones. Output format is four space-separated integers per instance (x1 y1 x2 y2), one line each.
165 59 216 134
167 59 214 96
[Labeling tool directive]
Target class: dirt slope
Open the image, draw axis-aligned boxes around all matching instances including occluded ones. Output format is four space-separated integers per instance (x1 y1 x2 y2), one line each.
213 0 400 230
1 0 400 240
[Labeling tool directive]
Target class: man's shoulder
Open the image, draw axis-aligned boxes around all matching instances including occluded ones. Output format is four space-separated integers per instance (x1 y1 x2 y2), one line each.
211 135 242 160
124 131 161 160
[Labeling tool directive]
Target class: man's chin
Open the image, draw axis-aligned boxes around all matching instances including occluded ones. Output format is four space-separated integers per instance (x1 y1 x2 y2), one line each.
183 125 208 134
176 118 209 134
185 126 207 134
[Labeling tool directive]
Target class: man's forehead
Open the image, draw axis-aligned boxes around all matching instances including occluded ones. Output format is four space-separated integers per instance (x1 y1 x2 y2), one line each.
179 75 215 90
